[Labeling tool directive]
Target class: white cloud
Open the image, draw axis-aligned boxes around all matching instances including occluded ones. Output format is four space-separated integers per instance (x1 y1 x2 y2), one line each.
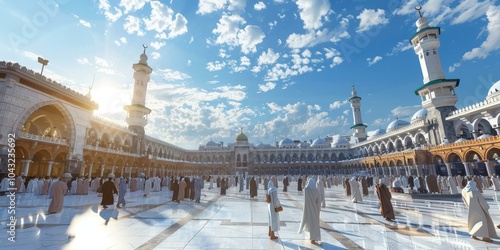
237 25 265 54
449 62 461 72
258 82 277 92
213 14 246 46
158 68 191 81
115 40 121 46
94 56 110 67
258 48 280 65
329 100 347 110
254 2 266 11
98 0 123 22
240 56 251 66
207 61 226 71
79 19 92 28
286 18 349 49
124 15 144 36
77 57 91 65
150 41 166 50
197 0 228 15
387 40 413 56
151 51 161 59
356 9 389 33
119 0 149 14
367 56 383 66
295 0 331 30
330 56 343 68
390 105 422 118
143 1 188 38
462 5 500 60
120 37 127 44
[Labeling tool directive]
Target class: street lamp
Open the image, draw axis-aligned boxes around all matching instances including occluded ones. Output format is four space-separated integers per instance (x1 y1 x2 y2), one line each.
37 57 49 75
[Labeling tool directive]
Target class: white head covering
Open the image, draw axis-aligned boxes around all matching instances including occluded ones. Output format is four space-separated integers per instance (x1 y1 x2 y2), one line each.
464 180 478 192
305 177 317 189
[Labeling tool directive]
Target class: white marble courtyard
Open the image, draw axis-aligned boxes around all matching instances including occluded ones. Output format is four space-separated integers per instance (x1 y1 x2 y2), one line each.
2 180 500 250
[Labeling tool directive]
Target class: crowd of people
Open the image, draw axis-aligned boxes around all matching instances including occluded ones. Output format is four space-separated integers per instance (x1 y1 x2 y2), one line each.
4 172 500 245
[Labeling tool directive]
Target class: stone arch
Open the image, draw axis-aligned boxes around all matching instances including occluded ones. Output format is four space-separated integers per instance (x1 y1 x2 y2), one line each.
486 147 500 160
465 150 482 162
447 152 463 164
455 122 473 139
414 132 426 147
403 136 414 149
15 100 76 145
472 117 494 136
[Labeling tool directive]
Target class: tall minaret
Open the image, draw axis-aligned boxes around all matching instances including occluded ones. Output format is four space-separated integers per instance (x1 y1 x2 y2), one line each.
124 45 152 136
349 85 367 142
410 6 459 145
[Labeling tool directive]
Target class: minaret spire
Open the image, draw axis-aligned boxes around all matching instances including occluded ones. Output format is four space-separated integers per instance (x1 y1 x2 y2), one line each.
124 45 153 136
349 85 367 142
409 7 460 145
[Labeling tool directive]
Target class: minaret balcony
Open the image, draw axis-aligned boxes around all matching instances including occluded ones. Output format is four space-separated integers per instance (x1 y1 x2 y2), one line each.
126 117 147 127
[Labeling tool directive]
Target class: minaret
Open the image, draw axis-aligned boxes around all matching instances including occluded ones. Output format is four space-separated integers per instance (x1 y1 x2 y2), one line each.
124 45 152 154
410 6 459 145
349 85 367 142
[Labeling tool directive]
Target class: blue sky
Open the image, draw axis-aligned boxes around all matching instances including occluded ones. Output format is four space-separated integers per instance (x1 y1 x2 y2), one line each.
1 0 500 149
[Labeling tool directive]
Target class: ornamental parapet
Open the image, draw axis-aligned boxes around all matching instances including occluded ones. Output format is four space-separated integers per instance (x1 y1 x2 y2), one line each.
18 131 68 145
447 97 500 118
355 120 426 147
425 135 500 152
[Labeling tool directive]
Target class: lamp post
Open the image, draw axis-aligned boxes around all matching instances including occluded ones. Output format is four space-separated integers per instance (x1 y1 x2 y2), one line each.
37 57 49 75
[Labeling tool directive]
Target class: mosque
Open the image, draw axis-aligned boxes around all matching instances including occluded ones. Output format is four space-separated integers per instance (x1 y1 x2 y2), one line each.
1 10 499 181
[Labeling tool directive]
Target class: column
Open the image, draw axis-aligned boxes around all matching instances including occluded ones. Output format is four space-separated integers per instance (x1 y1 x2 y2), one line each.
128 167 132 179
21 160 31 176
416 165 423 177
485 161 494 177
88 164 93 178
463 162 471 176
100 165 105 177
120 166 124 177
152 168 157 177
111 165 116 174
445 163 452 176
147 167 151 177
495 127 500 135
80 163 86 177
46 161 53 177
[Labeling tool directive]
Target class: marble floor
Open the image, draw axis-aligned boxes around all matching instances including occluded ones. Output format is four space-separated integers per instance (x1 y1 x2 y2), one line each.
2 181 500 250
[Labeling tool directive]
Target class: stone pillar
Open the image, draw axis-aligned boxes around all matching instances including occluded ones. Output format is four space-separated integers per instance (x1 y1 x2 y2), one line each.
121 166 124 177
80 163 86 177
100 165 105 177
128 167 132 179
472 131 479 139
111 165 116 174
147 167 151 177
21 160 31 176
416 165 423 177
495 127 500 135
445 163 452 176
46 161 53 177
463 162 471 176
152 168 157 177
485 162 494 177
88 164 93 178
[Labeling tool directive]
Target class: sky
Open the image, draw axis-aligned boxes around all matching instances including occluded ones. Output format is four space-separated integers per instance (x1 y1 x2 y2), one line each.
1 0 500 150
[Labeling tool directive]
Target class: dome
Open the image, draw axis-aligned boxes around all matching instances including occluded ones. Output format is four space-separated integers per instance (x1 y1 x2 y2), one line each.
279 137 294 147
369 128 386 138
487 80 500 100
332 136 349 146
206 140 218 147
386 119 410 132
311 137 327 146
236 131 248 142
411 108 427 123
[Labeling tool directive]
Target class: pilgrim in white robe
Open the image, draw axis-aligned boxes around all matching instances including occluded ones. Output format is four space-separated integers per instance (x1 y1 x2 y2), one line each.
298 177 321 242
316 178 326 208
462 180 498 241
350 177 363 203
268 181 281 233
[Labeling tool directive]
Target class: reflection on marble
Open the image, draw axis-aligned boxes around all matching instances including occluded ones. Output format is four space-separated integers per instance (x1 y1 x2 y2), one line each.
3 181 500 249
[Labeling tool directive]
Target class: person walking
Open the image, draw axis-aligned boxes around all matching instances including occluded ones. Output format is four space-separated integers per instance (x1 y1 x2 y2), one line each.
48 177 68 214
298 177 321 244
375 181 395 222
117 178 127 208
267 181 281 240
100 174 118 209
462 179 497 243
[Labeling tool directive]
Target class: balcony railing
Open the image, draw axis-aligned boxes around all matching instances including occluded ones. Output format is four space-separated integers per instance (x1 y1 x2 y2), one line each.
17 131 68 145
